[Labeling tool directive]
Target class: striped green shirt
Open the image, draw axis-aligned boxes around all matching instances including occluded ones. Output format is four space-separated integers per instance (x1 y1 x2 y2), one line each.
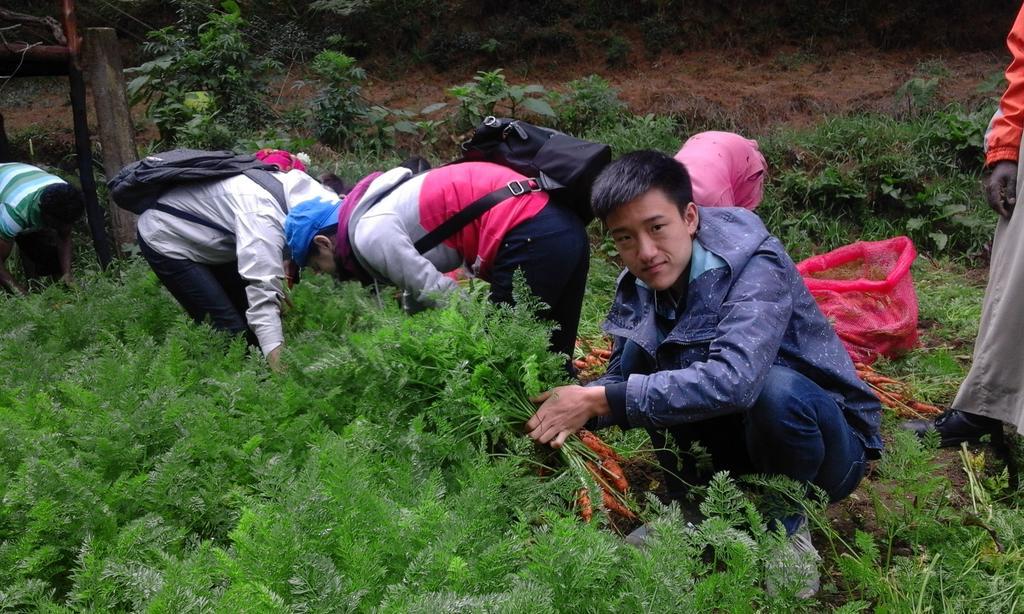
0 163 66 240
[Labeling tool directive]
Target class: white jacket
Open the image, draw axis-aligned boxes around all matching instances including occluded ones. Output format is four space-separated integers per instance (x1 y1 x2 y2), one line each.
138 169 337 355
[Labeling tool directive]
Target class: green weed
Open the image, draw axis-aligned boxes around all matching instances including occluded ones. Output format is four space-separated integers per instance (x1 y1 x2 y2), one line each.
758 109 994 261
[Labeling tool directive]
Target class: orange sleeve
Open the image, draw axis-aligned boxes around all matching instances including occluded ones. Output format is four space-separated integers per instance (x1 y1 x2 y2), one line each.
987 5 1024 166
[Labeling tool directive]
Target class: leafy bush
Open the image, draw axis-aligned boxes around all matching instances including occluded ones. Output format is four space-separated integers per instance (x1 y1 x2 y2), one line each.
549 75 627 135
640 14 682 56
582 113 682 156
758 109 994 260
604 35 631 68
424 29 485 71
308 50 370 149
447 69 555 133
126 1 279 148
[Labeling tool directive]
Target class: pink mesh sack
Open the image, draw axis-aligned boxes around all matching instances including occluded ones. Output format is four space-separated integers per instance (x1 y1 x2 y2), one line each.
796 236 919 364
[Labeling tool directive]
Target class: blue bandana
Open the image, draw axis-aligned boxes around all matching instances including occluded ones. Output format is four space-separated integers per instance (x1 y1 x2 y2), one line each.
284 196 342 267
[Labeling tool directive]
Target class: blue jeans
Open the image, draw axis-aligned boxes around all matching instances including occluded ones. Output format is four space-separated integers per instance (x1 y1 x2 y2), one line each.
138 233 255 344
655 365 867 531
488 202 589 359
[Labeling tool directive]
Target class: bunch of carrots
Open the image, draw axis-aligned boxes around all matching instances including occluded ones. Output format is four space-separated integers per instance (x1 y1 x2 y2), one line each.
500 353 635 523
573 339 613 373
855 362 943 419
571 429 636 522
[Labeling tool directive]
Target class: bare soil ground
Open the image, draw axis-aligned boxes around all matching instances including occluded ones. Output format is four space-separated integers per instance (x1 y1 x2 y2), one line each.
0 46 1007 159
359 46 1006 134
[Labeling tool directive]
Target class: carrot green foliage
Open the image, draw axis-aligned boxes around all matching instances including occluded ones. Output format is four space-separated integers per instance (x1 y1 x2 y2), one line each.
2 263 1023 611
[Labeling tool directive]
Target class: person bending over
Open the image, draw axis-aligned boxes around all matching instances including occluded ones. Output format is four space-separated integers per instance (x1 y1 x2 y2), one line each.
136 167 339 370
0 162 84 294
284 161 590 360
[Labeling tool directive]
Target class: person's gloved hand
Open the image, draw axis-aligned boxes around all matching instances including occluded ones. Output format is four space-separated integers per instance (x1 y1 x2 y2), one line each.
985 160 1019 220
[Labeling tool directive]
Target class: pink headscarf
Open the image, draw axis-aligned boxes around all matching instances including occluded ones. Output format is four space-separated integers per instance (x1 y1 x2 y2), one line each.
254 148 307 173
674 131 767 210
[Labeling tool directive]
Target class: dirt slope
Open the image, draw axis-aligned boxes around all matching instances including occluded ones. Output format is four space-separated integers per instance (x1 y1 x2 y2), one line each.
0 45 1008 159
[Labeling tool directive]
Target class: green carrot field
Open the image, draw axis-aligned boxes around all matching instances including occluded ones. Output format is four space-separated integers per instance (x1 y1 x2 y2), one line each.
2 227 1020 612
4 2 1024 610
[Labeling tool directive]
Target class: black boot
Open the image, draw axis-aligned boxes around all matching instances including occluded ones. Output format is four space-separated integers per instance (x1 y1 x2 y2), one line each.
902 409 1003 448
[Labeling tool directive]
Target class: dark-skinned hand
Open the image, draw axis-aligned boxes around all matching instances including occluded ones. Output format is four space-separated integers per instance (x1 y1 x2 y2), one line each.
985 160 1018 220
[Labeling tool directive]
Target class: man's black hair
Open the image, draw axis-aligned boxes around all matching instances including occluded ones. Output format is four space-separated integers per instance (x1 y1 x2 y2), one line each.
590 150 693 222
38 183 85 228
399 155 431 175
319 173 348 195
308 222 358 282
316 223 339 240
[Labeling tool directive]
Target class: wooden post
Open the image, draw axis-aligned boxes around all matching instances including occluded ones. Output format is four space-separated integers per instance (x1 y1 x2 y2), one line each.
85 27 138 250
62 0 112 268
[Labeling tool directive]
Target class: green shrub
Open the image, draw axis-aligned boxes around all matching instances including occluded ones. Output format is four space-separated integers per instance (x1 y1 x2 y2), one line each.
549 75 627 135
308 50 370 149
583 113 681 156
604 35 631 68
126 1 279 148
424 29 485 71
758 110 994 260
447 69 555 133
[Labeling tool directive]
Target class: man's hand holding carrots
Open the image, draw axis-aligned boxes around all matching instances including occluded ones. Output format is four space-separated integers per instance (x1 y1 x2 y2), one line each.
526 385 610 448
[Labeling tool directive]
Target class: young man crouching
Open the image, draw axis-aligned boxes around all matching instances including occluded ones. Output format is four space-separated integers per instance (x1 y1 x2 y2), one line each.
526 150 882 597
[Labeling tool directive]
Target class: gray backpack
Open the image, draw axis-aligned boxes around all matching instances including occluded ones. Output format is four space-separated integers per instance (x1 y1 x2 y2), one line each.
108 149 287 233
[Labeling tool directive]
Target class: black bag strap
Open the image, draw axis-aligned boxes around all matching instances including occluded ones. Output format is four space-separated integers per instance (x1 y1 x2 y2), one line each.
412 179 539 254
242 168 288 214
146 169 287 237
150 203 233 235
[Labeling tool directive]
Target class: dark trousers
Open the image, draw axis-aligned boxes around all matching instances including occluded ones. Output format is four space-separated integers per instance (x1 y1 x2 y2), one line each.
488 203 590 359
138 233 255 343
653 365 868 532
15 230 62 279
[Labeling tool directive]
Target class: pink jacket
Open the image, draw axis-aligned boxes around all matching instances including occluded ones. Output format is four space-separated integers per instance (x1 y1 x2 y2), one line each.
674 131 767 209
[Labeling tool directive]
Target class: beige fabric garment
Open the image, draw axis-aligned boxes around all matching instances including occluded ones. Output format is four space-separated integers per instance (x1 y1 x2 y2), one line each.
952 138 1024 435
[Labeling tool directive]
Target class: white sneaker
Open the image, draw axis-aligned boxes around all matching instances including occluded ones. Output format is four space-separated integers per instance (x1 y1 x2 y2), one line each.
624 523 652 547
765 522 821 599
623 519 698 548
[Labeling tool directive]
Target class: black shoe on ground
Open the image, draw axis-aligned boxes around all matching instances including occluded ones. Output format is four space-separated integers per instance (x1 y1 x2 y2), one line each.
902 409 1003 448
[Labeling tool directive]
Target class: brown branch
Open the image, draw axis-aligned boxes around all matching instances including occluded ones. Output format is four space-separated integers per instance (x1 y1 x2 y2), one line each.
0 8 66 45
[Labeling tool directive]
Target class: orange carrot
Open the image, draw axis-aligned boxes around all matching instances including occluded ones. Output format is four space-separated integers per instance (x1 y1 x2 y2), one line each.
869 387 904 409
876 390 905 408
861 374 903 386
601 489 636 519
577 488 592 522
600 458 629 492
573 359 588 370
578 429 620 461
908 400 943 415
592 348 612 359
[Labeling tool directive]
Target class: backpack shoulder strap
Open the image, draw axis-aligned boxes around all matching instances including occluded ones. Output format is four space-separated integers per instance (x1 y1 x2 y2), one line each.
412 179 539 255
150 203 233 235
242 168 288 214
